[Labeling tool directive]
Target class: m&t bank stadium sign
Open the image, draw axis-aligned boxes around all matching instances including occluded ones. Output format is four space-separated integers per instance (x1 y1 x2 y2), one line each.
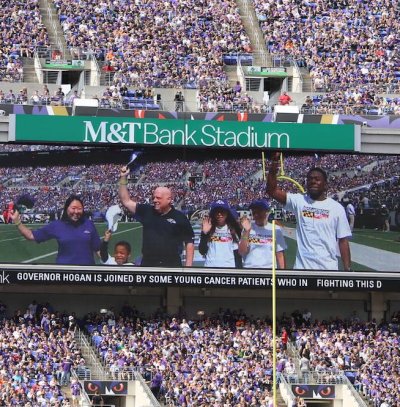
9 115 359 151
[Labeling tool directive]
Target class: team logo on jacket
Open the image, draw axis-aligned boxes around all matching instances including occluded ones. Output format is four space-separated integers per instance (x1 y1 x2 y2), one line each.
166 218 176 224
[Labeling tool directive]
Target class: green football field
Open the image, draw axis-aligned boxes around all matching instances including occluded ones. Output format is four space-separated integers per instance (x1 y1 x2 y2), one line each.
0 222 398 270
0 222 143 265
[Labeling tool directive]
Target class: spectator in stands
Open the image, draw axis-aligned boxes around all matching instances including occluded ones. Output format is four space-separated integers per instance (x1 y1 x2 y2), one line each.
52 87 65 106
174 91 184 112
239 199 286 269
281 327 289 352
267 152 352 270
5 89 16 103
302 96 314 112
30 90 41 105
70 379 82 407
10 194 101 265
60 355 73 386
111 87 121 108
67 90 79 106
199 199 242 268
91 390 103 406
279 92 292 106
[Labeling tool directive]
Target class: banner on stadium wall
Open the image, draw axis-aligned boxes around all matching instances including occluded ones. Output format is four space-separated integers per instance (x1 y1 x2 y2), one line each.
0 268 395 291
43 60 85 69
9 115 359 151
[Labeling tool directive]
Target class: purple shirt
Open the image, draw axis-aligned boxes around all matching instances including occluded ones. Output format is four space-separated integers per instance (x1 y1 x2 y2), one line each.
32 218 101 265
71 382 81 396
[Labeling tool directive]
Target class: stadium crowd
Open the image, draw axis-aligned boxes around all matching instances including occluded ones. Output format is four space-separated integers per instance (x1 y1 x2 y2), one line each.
0 86 67 106
0 154 399 215
198 81 256 113
84 306 400 406
0 301 85 406
0 299 398 406
0 0 49 82
52 0 250 90
302 91 400 115
87 309 287 406
293 316 400 407
254 0 400 93
0 0 400 117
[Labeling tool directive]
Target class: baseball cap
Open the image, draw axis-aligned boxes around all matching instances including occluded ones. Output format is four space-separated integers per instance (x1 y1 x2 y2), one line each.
210 199 230 213
249 199 270 210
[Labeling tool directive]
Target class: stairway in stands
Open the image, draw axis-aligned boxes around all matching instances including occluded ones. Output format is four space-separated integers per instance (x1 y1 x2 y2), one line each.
38 0 71 59
299 67 313 92
236 0 272 67
21 57 38 83
74 329 110 380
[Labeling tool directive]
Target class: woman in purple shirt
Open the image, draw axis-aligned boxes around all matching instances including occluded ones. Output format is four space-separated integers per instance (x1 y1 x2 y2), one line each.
11 195 101 265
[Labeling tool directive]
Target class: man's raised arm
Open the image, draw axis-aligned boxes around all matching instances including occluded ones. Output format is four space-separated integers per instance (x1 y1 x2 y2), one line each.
118 166 137 214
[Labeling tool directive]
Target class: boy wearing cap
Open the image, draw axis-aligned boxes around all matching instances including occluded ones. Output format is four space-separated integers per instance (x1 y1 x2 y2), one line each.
239 199 286 269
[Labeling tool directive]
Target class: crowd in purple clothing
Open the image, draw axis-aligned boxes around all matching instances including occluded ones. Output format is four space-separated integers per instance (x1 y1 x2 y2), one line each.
86 309 279 407
254 0 400 93
198 81 255 113
84 306 400 407
0 154 399 216
2 0 400 120
0 86 72 106
0 0 49 82
302 91 400 115
142 160 199 183
292 314 400 407
0 144 82 153
0 300 398 406
0 301 85 406
53 0 250 90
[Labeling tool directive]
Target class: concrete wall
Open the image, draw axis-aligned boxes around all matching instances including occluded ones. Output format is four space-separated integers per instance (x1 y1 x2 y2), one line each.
0 285 398 321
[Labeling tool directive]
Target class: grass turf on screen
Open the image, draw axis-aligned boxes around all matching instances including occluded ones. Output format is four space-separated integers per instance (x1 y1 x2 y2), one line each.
1 222 398 271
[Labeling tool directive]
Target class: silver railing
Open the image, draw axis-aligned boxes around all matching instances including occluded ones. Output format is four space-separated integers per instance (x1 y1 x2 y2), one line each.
134 371 162 407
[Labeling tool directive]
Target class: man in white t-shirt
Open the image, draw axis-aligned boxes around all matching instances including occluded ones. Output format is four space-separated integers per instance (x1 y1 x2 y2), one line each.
239 199 286 269
267 152 352 271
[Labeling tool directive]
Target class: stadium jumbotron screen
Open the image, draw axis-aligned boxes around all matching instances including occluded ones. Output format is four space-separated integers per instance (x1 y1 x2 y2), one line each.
0 144 399 281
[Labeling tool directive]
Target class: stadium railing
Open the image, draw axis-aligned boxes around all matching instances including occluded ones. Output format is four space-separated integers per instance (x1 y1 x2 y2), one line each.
90 52 101 87
75 328 108 380
47 6 66 58
279 374 296 406
133 371 162 407
342 374 368 407
292 58 303 93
